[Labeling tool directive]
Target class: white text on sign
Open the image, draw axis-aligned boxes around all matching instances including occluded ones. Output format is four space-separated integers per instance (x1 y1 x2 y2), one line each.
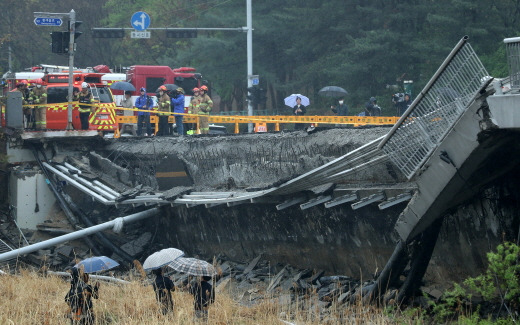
131 31 151 39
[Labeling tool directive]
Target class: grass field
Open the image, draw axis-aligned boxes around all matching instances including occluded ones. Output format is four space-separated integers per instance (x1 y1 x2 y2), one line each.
0 270 419 324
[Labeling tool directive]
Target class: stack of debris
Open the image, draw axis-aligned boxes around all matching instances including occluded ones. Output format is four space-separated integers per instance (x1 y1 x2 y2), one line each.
167 254 369 319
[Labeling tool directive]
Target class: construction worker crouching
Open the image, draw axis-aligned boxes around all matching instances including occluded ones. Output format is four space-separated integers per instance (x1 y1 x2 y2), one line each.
156 85 171 136
77 82 93 130
29 79 47 130
198 85 213 134
187 87 201 135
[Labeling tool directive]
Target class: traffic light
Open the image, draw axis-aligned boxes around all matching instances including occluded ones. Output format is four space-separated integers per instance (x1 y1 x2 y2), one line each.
51 21 83 54
166 29 198 38
257 88 266 105
51 31 67 54
68 20 83 41
92 28 125 38
247 86 257 103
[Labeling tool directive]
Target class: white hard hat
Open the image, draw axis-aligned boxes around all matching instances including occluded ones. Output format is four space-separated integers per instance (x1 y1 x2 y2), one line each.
81 82 89 88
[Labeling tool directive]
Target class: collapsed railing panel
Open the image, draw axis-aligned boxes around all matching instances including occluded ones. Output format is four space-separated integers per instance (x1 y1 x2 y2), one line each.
379 37 489 180
505 37 520 89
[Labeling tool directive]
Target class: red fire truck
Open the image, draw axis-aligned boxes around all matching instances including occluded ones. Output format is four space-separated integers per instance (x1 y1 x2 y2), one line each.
43 73 118 131
125 65 202 108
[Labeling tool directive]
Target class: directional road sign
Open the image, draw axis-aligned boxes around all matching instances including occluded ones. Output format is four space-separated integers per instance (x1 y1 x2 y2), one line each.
131 11 150 31
34 17 63 26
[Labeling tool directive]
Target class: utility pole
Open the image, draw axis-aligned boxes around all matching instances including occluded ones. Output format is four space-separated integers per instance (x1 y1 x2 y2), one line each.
246 0 253 133
92 1 255 131
34 9 78 130
8 44 12 72
66 9 76 130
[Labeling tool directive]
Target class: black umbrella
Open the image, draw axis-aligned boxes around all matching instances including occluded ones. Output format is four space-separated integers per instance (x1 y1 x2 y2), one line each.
110 81 135 92
318 86 348 98
157 84 179 92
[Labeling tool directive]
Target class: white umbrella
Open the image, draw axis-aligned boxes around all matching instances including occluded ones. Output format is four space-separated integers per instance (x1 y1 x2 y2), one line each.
284 94 310 107
142 248 184 270
168 257 216 276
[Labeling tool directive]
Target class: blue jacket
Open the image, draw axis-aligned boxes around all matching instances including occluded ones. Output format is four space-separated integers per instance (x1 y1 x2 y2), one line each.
171 94 185 114
135 95 154 116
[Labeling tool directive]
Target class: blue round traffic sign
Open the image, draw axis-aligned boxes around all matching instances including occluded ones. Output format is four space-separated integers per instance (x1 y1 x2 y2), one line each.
131 11 151 31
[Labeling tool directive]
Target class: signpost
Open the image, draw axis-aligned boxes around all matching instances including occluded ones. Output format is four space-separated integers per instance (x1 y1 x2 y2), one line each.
131 11 150 31
34 9 77 130
34 17 63 26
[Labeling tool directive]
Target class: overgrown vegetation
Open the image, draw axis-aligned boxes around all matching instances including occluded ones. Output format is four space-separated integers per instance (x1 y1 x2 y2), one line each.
1 242 518 324
0 270 400 324
429 242 520 324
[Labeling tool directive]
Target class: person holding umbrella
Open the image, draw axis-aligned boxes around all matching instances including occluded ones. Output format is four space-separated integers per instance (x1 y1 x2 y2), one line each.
284 94 309 131
292 96 307 130
152 267 175 315
120 91 134 117
189 275 215 321
168 257 216 321
65 267 100 325
331 97 348 116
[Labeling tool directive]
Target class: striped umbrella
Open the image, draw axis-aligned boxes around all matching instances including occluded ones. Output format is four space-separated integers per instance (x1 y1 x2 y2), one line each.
142 248 184 271
168 257 216 276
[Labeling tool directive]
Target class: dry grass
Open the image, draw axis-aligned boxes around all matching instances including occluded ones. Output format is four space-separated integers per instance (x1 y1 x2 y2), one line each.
0 270 414 324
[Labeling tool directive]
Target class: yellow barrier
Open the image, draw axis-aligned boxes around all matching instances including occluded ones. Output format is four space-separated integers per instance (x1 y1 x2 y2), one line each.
113 106 400 137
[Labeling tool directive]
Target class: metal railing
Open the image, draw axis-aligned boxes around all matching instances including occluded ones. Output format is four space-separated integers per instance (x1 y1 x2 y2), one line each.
378 36 489 179
0 238 15 271
505 37 520 89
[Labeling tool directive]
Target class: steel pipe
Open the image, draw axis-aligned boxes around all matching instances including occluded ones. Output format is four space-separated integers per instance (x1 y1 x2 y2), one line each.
93 180 121 198
0 208 159 263
47 271 130 284
43 162 114 204
55 165 117 200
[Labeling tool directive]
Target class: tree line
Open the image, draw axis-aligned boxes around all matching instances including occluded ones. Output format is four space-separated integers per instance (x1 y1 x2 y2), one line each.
0 0 518 115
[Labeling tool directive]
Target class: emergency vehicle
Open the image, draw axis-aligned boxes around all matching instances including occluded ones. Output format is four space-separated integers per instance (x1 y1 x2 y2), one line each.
42 73 118 131
101 73 126 106
2 72 45 93
126 65 202 108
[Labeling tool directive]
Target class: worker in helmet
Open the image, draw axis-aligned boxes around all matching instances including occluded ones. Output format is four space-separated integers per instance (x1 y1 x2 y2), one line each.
77 82 93 130
20 80 31 103
156 85 171 136
171 87 185 135
187 87 201 135
29 79 48 130
198 85 213 134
